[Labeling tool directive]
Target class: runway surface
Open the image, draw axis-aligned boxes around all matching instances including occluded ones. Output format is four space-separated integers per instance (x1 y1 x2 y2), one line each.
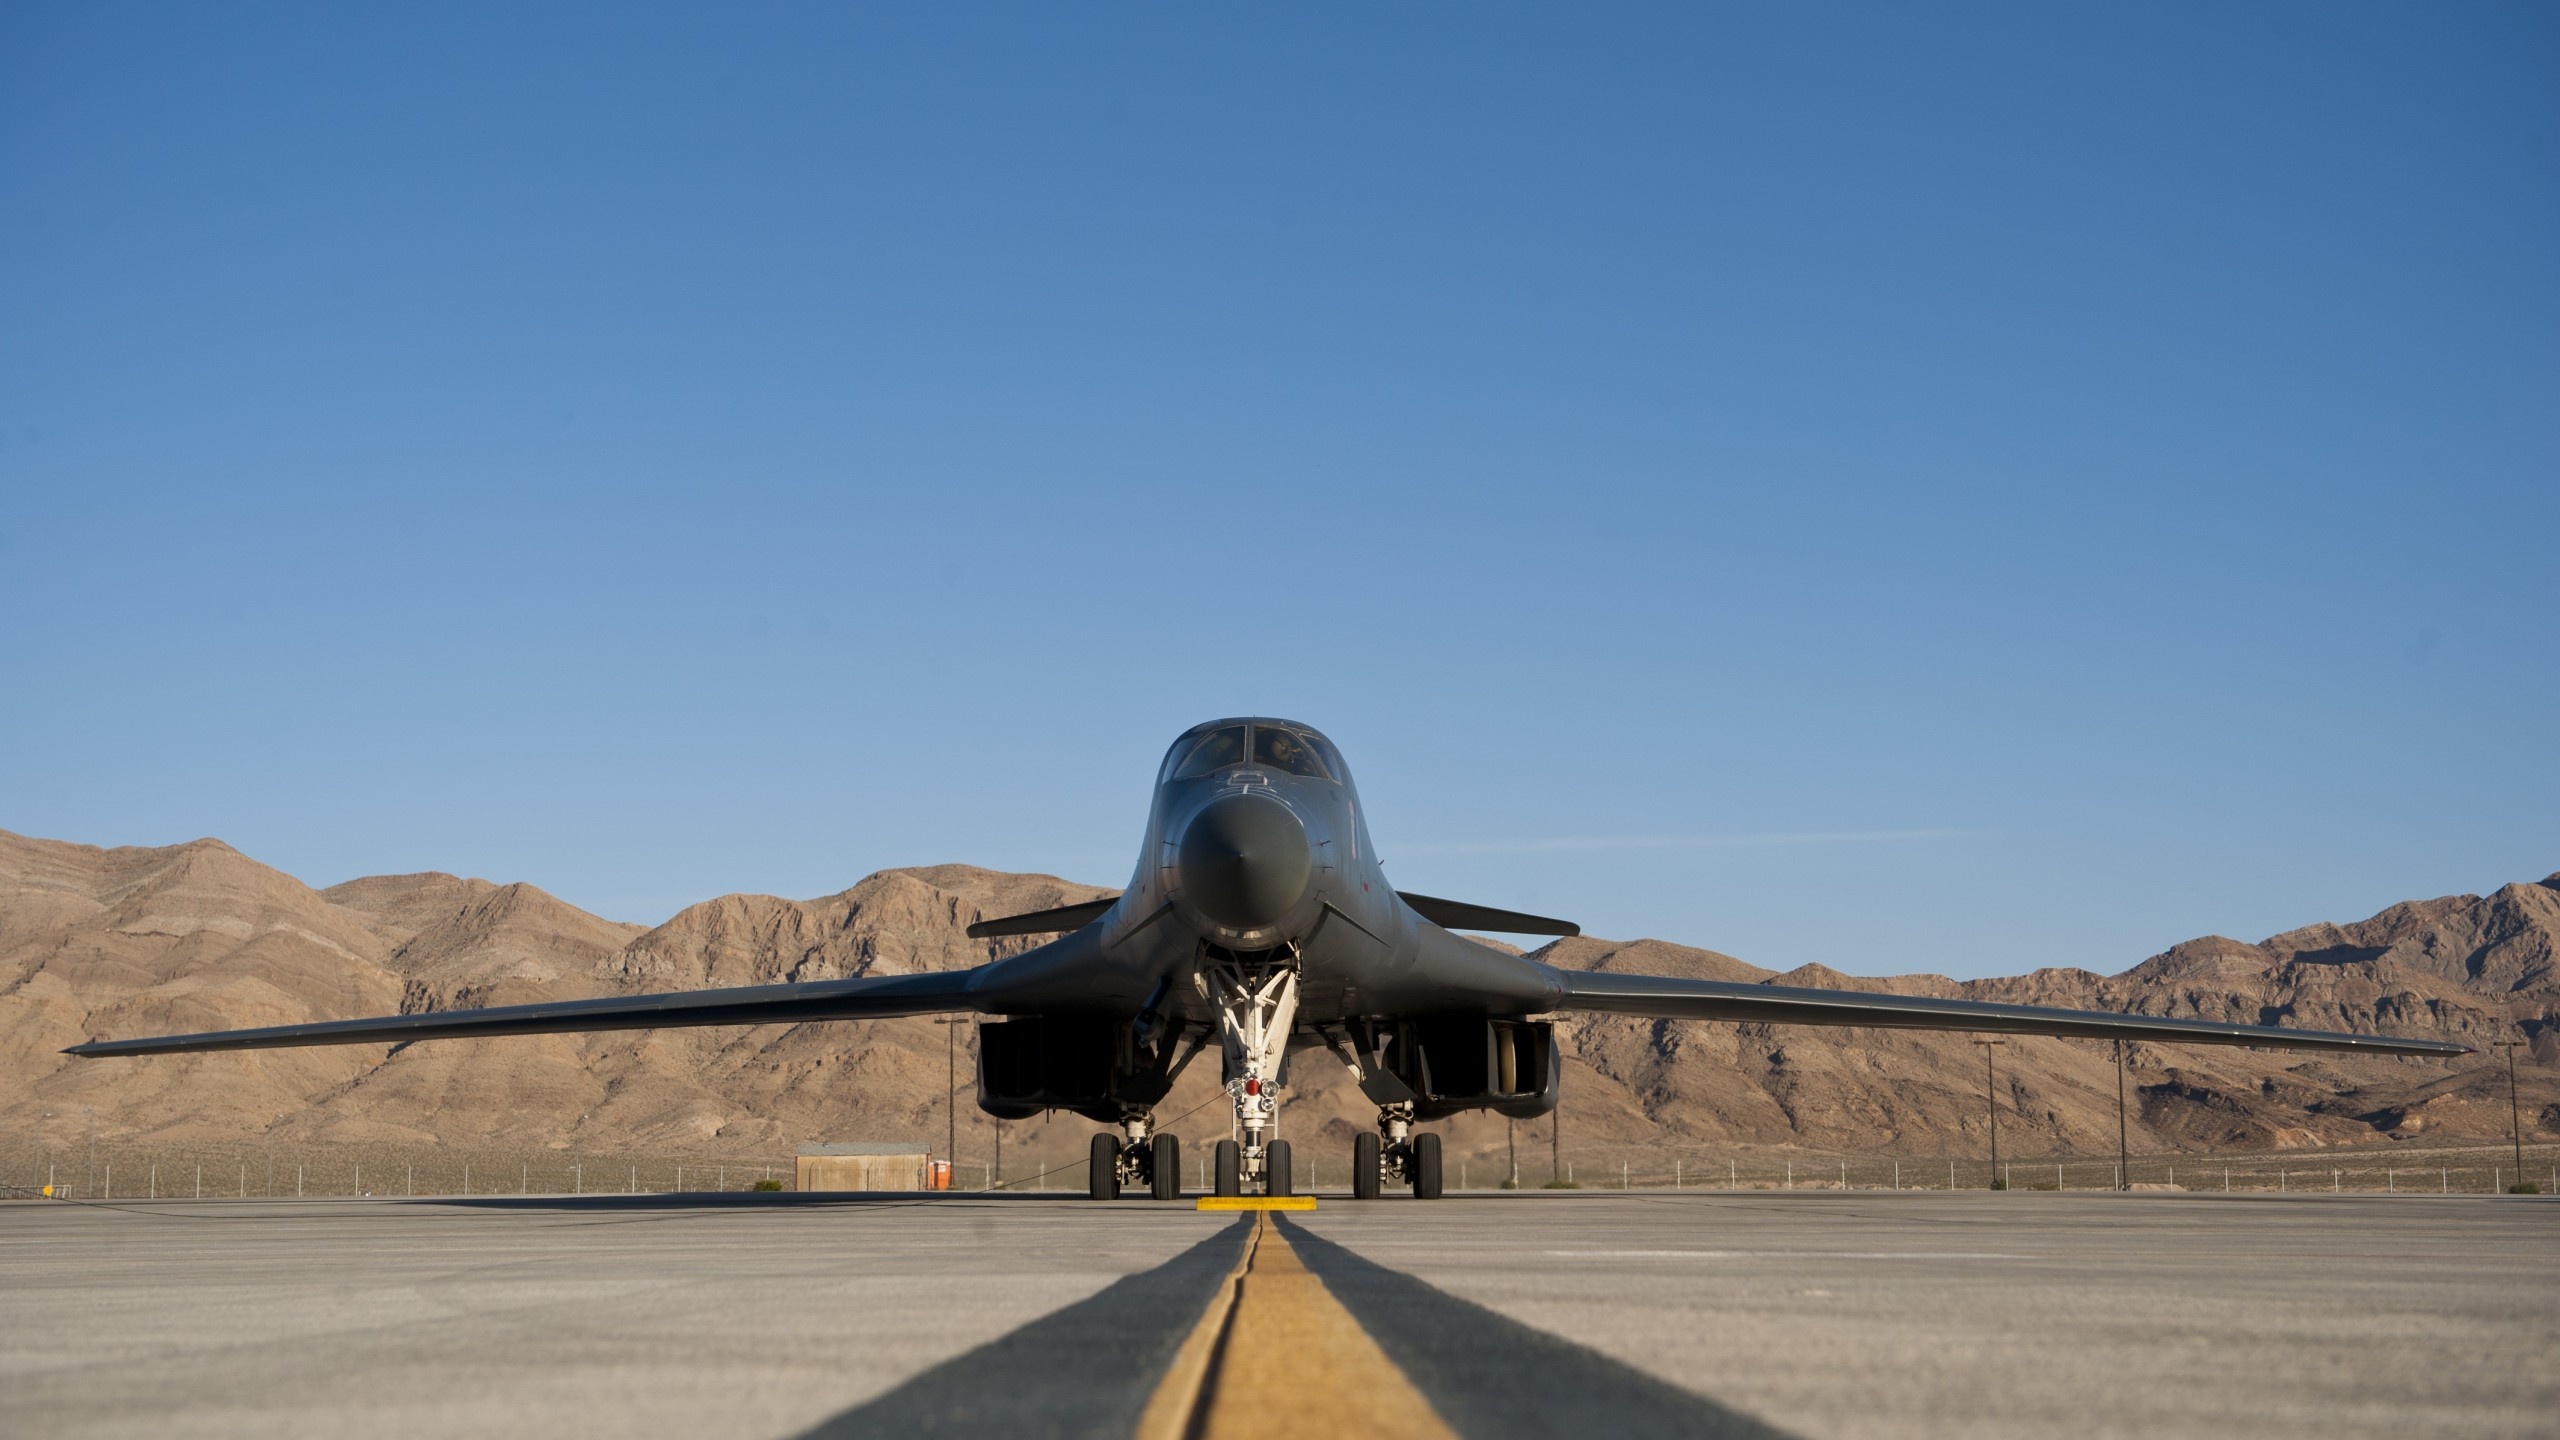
1 1190 2550 1438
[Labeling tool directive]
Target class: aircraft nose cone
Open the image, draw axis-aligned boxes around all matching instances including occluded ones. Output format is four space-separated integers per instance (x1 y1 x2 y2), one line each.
1177 793 1313 931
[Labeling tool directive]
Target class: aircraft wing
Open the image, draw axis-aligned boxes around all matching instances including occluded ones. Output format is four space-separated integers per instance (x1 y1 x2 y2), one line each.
1552 971 2469 1057
64 969 982 1058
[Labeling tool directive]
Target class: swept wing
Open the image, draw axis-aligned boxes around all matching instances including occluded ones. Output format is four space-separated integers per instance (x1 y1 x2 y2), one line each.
1553 970 2468 1056
64 969 980 1058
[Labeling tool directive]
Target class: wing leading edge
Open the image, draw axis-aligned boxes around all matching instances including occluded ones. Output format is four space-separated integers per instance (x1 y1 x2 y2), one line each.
64 969 982 1058
1553 970 2469 1057
69 957 2471 1060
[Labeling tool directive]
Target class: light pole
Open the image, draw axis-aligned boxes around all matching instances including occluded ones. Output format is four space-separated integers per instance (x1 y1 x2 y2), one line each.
2492 1039 2527 1191
1971 1039 2006 1190
2115 1038 2131 1192
932 1018 966 1174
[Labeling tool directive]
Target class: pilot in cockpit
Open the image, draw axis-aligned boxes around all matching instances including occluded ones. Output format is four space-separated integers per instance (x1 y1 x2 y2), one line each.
1168 723 1338 782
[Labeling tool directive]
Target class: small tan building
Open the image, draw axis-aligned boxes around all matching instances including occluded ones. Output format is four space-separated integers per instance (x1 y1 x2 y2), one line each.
795 1142 930 1192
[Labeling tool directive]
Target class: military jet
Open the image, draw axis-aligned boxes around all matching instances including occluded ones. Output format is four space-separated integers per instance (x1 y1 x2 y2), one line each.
71 717 2469 1200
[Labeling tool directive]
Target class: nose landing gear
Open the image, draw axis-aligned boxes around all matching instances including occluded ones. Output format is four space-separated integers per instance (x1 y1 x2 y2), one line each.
1202 958 1300 1197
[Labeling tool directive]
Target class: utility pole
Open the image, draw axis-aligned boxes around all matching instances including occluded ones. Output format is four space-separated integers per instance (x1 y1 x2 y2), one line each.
2116 1038 2131 1192
1552 1105 1562 1185
934 1018 966 1175
1508 1118 1517 1189
1971 1039 2006 1189
2492 1039 2527 1191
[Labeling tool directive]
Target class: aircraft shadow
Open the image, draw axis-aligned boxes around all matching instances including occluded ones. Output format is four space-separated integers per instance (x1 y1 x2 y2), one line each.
799 1216 1254 1438
789 1211 1796 1439
1277 1216 1793 1438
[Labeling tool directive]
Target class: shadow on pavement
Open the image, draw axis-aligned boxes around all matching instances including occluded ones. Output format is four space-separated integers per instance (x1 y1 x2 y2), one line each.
795 1216 1253 1438
1278 1216 1798 1439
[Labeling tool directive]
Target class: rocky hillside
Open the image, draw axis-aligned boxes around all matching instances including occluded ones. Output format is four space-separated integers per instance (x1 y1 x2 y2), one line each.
1532 874 2557 1163
0 830 1111 1165
2 828 2550 1175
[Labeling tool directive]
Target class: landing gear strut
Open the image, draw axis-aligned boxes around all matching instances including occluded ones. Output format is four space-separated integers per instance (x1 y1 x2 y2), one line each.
1319 1022 1444 1201
1351 1104 1444 1200
1090 1114 1184 1201
1202 957 1299 1196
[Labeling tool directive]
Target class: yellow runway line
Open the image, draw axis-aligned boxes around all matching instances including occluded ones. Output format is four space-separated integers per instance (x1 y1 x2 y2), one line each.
1133 1215 1260 1440
1193 1196 1317 1211
1135 1214 1455 1440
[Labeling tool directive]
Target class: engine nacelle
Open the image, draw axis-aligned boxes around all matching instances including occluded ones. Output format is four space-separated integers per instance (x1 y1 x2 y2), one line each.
976 1015 1181 1124
1369 1016 1558 1121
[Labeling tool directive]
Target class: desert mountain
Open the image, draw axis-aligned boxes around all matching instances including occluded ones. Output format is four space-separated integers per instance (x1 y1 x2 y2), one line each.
1534 875 2558 1160
2 827 2549 1179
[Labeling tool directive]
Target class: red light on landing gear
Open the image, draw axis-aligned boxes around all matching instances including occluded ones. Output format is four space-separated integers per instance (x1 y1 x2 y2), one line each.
1245 1079 1261 1095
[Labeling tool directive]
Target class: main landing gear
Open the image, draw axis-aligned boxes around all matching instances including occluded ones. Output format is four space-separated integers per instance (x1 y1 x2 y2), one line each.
1089 1115 1184 1202
1351 1105 1444 1201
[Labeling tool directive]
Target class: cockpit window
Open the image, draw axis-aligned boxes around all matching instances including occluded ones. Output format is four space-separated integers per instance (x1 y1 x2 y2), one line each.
1251 725 1334 780
1172 725 1248 779
1310 734 1348 782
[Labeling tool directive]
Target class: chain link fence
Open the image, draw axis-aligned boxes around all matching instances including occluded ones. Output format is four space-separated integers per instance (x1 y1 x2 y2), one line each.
1452 1141 2558 1194
3 1138 2550 1200
0 1141 802 1201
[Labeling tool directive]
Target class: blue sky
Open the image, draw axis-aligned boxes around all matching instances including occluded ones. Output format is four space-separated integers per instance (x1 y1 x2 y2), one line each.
3 5 2554 979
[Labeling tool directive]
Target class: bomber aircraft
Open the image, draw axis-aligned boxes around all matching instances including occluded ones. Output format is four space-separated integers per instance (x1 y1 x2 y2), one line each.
73 717 2469 1199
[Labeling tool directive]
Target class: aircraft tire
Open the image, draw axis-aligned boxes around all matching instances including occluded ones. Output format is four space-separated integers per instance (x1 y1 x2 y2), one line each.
1088 1132 1120 1201
1266 1140 1292 1197
1151 1134 1182 1201
1352 1132 1381 1200
1214 1140 1241 1197
1413 1132 1444 1199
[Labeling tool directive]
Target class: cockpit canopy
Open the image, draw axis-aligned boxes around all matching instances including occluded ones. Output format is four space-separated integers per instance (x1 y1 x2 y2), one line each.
1161 720 1344 783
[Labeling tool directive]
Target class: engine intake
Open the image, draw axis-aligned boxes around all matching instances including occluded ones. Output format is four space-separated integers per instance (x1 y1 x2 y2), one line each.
976 1015 1188 1124
1361 1016 1557 1120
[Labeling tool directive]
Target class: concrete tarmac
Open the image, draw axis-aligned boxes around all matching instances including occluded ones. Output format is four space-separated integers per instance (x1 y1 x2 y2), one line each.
1 1190 2549 1439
